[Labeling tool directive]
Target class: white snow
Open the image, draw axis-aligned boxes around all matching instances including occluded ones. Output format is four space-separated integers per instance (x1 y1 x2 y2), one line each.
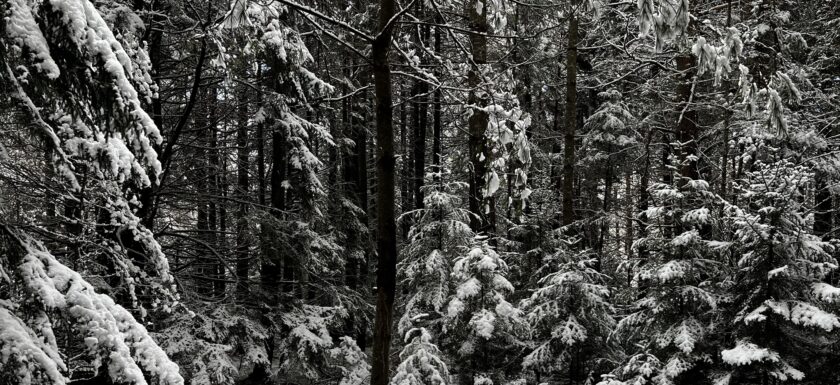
6 0 60 78
15 238 184 385
767 265 789 278
484 171 501 197
657 260 688 282
813 282 840 302
556 316 587 346
391 328 449 385
0 304 67 385
457 278 482 299
671 230 700 246
469 310 496 339
721 341 778 366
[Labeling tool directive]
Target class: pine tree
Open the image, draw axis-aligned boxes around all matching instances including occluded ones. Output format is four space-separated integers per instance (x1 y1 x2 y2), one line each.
521 241 615 384
392 326 451 385
398 181 472 335
443 236 527 384
718 160 840 384
1 0 181 382
604 176 726 385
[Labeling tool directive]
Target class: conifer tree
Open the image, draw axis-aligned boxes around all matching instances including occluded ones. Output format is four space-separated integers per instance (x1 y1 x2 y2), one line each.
392 326 452 385
521 241 615 384
603 176 725 385
443 236 527 384
718 160 840 384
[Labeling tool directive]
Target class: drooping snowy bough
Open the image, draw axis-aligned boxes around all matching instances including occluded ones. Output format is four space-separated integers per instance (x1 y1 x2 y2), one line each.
1 228 183 385
1 0 183 383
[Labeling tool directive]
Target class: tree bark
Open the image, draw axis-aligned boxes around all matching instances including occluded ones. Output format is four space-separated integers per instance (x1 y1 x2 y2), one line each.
257 67 267 207
370 0 398 384
815 171 833 239
413 3 428 210
562 8 578 227
413 86 427 211
400 86 411 239
236 79 250 300
207 86 224 299
432 19 443 181
636 129 653 294
264 126 287 305
625 170 634 262
467 0 494 235
676 54 699 183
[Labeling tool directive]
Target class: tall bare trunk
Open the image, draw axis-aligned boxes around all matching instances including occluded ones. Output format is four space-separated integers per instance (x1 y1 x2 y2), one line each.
562 9 578 227
467 0 494 235
208 86 225 299
413 2 428 209
370 0 398 383
257 67 266 207
265 125 287 305
676 54 699 183
400 86 411 239
235 80 250 300
432 19 443 181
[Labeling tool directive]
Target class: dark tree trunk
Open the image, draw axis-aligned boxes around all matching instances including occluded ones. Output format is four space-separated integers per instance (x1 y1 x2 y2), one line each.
400 86 411 239
432 20 443 181
413 3 428 210
467 0 494 235
193 87 214 296
140 35 208 231
134 0 164 232
218 156 228 298
562 8 578 227
236 81 250 300
207 86 224 299
635 129 653 294
64 193 82 268
676 54 699 183
257 67 266 207
264 128 287 305
625 171 634 262
815 172 833 240
413 87 427 211
598 152 612 271
721 117 730 198
370 0 397 383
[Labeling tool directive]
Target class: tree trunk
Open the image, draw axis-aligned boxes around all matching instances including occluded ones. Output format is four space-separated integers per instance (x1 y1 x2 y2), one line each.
400 86 411 239
636 129 653 294
625 170 634 264
264 128 287 305
134 0 164 232
815 172 833 240
414 3 429 209
370 0 398 384
676 54 699 183
432 19 443 181
598 152 612 271
467 0 494 235
207 86 224 299
257 67 267 207
218 155 228 298
236 80 250 300
562 8 578 227
413 86 427 211
721 117 730 198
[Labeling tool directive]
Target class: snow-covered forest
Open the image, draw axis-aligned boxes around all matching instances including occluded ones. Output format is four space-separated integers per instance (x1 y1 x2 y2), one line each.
2 0 840 384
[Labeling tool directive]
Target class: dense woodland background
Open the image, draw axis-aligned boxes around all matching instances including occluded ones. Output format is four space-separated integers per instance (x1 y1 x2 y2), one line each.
2 0 840 385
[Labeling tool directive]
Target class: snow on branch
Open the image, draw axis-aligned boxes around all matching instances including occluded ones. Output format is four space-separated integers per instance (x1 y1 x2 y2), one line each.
0 227 183 385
